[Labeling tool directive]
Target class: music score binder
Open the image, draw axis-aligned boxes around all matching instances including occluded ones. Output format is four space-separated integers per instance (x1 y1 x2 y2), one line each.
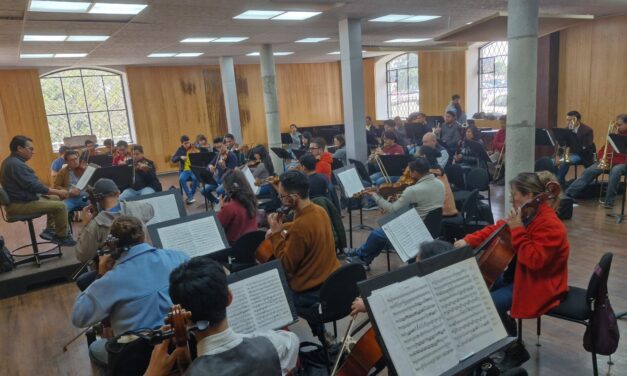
124 189 187 226
189 152 215 168
358 246 514 376
88 165 133 191
226 260 298 334
552 128 583 154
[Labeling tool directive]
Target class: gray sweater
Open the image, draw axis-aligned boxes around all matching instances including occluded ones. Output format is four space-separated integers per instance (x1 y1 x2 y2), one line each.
440 122 463 148
0 154 48 203
373 174 444 219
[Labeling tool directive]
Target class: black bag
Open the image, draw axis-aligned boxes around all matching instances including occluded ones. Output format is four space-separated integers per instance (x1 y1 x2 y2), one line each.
583 287 620 355
0 236 15 273
296 342 330 376
558 197 574 220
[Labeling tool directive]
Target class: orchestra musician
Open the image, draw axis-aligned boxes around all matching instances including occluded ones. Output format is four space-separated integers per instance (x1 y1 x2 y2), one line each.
393 116 409 147
406 112 432 147
195 134 210 152
101 139 114 156
0 136 75 246
50 145 68 181
298 153 331 199
171 135 199 205
53 150 88 213
435 110 463 165
288 124 303 153
556 111 594 186
223 133 246 166
454 124 488 173
418 146 458 217
368 131 405 186
490 115 506 164
566 114 627 208
143 257 299 376
216 170 259 245
202 136 237 205
307 137 333 180
365 116 380 147
345 158 445 270
454 172 570 367
248 144 276 197
421 132 449 169
332 134 347 167
71 216 189 374
266 170 340 335
84 139 97 157
120 145 161 200
112 140 130 166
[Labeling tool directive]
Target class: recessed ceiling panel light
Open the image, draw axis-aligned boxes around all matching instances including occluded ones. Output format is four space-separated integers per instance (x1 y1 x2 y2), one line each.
20 53 54 58
401 15 440 22
181 37 216 43
234 10 284 19
296 37 329 43
148 53 176 57
67 35 110 42
385 38 429 43
29 1 91 13
327 51 340 55
272 11 320 20
246 51 293 56
55 53 88 58
89 3 147 15
175 52 203 57
24 35 67 42
246 52 260 56
213 37 249 43
370 14 412 22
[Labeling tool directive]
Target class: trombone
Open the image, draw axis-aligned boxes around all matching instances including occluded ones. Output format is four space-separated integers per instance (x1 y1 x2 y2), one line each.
598 120 617 199
368 150 391 184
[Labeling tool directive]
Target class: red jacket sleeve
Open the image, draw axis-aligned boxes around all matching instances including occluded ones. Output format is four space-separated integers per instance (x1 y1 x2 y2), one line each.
510 219 567 271
315 161 332 179
463 220 507 248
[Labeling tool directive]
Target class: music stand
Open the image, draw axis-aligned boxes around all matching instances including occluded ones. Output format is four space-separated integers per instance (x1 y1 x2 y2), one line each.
88 165 133 191
552 128 583 154
124 190 187 226
333 164 372 247
280 133 293 145
87 154 113 167
426 115 444 129
271 147 293 171
378 155 410 177
535 128 555 148
606 134 627 224
292 149 306 159
189 152 214 168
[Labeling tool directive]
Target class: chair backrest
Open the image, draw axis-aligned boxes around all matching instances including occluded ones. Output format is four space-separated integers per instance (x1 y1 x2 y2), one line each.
318 264 367 322
534 156 557 174
466 168 490 191
348 159 371 184
331 158 344 170
585 252 613 303
0 187 10 207
445 164 465 190
230 230 267 265
460 189 480 224
423 207 443 238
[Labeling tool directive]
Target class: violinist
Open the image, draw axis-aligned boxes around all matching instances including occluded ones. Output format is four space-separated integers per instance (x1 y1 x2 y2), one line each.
72 216 189 374
248 145 276 197
50 145 68 180
308 137 333 180
418 145 458 217
454 172 569 367
436 111 463 164
345 158 444 270
120 145 161 200
332 134 347 166
202 137 237 205
144 257 299 376
172 135 199 205
112 140 131 166
195 134 210 152
53 150 89 213
368 131 405 186
216 170 259 245
224 133 246 166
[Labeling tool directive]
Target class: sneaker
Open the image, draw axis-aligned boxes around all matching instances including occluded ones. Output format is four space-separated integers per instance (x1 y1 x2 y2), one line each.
342 248 359 258
52 234 76 247
345 256 370 271
39 229 55 241
186 198 196 204
361 204 379 211
599 199 613 209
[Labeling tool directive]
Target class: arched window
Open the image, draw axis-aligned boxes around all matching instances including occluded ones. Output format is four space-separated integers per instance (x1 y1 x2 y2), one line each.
386 53 419 118
479 41 508 114
40 68 133 150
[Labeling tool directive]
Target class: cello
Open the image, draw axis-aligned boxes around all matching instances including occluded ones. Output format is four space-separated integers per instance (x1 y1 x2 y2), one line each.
331 316 384 376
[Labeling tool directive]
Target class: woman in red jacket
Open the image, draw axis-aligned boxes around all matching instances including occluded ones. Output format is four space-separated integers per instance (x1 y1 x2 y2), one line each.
455 172 569 328
217 170 259 245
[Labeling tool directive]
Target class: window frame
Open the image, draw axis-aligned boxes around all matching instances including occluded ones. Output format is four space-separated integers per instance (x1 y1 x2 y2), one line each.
478 41 508 114
385 52 419 119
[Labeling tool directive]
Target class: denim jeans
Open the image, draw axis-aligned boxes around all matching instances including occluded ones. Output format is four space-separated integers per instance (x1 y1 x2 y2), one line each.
64 194 87 212
491 276 515 335
291 288 324 336
178 170 198 199
355 228 389 264
566 163 626 205
201 176 224 203
89 338 108 375
557 153 582 186
369 172 400 186
119 187 156 201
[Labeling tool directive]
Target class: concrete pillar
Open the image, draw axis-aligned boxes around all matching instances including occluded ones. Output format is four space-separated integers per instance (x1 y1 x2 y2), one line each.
219 56 242 142
339 18 368 162
505 0 538 210
259 44 282 171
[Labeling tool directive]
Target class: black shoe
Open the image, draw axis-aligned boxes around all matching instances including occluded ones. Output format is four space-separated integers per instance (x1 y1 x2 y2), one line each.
52 235 76 246
500 342 530 369
39 229 55 241
345 256 370 271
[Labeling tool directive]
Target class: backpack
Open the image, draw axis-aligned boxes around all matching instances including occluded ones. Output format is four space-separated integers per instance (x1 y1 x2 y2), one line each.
557 197 574 220
583 264 620 355
296 342 332 376
0 236 15 273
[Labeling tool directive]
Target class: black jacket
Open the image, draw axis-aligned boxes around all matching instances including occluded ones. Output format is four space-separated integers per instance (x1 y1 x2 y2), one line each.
0 155 48 203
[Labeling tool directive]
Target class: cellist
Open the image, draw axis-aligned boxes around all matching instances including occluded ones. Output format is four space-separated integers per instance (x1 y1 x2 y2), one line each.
454 172 569 368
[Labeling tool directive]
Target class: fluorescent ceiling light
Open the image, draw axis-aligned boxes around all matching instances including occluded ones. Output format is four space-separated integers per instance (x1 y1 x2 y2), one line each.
213 37 248 43
175 52 203 57
328 50 366 55
24 35 67 42
234 10 283 19
20 54 54 58
148 53 176 57
370 14 412 22
272 11 320 20
181 37 216 43
89 3 147 15
55 53 88 58
67 35 109 41
296 37 329 43
401 15 440 22
29 1 91 13
385 38 429 43
246 51 293 56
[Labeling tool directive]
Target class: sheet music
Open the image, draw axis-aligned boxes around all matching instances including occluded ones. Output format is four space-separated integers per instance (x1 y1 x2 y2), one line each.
368 276 458 376
336 167 365 198
141 194 182 226
227 268 294 333
381 208 433 262
608 136 619 153
156 216 226 257
73 164 97 191
241 166 261 195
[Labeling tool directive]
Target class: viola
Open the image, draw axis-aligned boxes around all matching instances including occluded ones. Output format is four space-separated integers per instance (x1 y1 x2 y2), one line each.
165 304 193 372
256 208 285 263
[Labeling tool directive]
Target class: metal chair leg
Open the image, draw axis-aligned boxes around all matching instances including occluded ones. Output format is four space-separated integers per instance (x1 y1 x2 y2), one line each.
608 354 613 365
536 317 541 347
592 351 598 376
517 318 523 344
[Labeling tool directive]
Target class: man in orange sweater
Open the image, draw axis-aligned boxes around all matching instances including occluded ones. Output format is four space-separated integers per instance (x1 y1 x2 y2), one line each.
267 170 340 334
308 137 333 180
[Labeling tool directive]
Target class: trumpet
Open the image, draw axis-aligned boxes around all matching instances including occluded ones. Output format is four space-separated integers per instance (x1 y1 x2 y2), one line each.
597 121 617 171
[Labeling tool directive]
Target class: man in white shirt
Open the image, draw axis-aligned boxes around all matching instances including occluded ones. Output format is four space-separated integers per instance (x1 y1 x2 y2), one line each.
144 257 299 376
422 132 449 169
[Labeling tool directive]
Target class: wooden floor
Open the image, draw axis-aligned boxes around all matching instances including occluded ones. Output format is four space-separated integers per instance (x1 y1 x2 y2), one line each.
1 173 626 376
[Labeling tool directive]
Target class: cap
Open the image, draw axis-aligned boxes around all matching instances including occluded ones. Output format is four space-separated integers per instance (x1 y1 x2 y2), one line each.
93 178 119 196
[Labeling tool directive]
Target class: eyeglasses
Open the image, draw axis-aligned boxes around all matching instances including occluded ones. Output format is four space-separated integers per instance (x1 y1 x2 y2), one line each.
279 193 295 200
22 146 34 151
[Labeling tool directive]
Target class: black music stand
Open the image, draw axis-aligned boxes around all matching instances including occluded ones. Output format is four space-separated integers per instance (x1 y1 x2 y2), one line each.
426 115 444 129
271 147 293 171
280 133 293 145
606 134 627 224
378 155 410 177
405 123 430 145
88 165 133 191
292 148 306 159
535 128 555 148
87 154 113 167
189 152 215 168
552 128 583 154
190 166 218 210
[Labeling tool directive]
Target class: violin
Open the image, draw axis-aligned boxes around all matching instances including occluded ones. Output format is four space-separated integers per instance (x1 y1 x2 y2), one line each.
247 159 261 168
255 175 280 187
165 304 193 373
256 208 285 263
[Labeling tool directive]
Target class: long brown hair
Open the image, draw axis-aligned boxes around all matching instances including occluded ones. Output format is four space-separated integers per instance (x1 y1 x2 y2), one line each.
222 169 257 218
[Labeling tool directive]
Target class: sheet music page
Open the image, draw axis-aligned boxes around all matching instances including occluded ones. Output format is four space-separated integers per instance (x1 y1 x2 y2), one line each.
336 168 365 198
381 209 433 262
227 268 293 333
73 164 97 191
367 276 458 376
143 194 182 226
241 166 261 195
157 216 226 257
426 257 507 358
608 136 619 153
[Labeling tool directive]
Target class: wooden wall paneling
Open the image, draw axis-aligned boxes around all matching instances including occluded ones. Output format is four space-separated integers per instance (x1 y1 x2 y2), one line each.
536 32 560 130
235 64 267 146
0 70 53 184
201 67 228 138
418 51 466 116
363 58 376 119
